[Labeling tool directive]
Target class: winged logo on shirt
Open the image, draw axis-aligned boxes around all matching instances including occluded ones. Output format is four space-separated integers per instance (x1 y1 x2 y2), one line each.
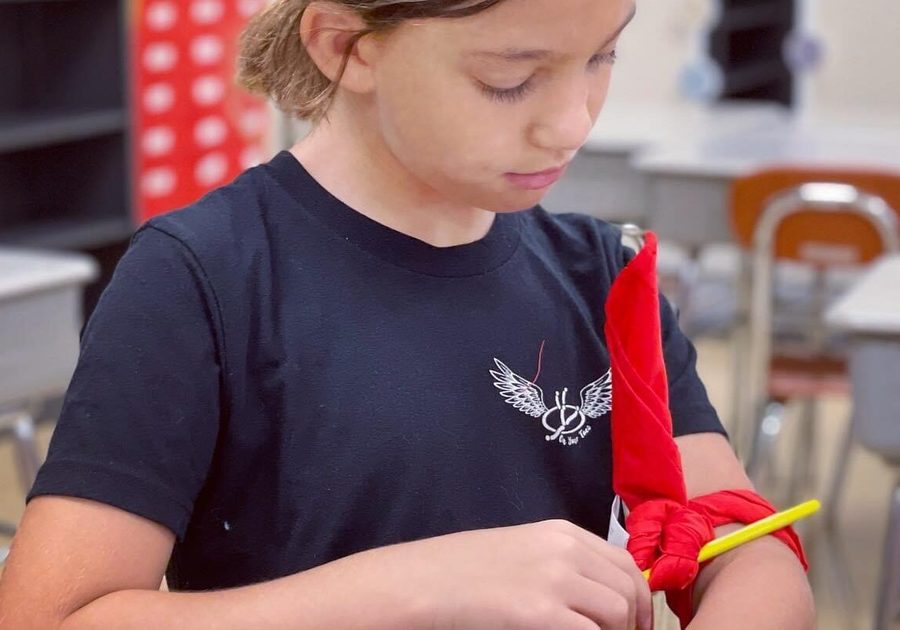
490 358 612 446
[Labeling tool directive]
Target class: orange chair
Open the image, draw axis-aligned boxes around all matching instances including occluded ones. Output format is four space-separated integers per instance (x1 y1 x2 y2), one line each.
729 168 900 507
732 168 900 262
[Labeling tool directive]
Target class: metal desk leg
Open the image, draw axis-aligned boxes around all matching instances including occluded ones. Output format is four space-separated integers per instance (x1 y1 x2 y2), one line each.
746 401 786 494
730 254 755 462
825 413 855 530
788 397 819 505
0 403 59 567
874 478 900 630
11 413 40 493
0 521 14 566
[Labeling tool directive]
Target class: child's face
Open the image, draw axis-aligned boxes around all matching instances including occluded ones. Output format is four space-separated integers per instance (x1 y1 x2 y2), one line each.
368 0 635 213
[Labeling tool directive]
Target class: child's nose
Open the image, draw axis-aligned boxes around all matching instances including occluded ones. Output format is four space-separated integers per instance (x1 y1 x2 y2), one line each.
529 87 593 153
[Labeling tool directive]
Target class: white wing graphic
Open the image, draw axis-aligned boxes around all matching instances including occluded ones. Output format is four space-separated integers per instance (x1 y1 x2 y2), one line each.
490 358 548 418
580 369 612 419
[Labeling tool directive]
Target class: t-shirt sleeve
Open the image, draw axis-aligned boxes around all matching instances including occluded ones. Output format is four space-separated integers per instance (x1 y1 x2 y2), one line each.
619 240 727 439
28 225 222 539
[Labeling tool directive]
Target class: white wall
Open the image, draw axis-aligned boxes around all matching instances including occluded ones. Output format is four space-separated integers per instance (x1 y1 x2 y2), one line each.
807 0 900 119
607 0 900 120
605 0 711 106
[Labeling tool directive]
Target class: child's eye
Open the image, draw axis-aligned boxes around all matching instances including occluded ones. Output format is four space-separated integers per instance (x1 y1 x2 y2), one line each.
588 50 618 68
479 51 617 104
479 79 536 104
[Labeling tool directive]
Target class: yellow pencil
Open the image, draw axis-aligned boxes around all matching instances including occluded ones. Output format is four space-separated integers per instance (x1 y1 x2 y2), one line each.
642 499 821 580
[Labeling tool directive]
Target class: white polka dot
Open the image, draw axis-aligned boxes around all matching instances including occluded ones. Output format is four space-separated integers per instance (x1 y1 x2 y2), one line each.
146 1 177 31
240 146 263 169
190 0 224 24
237 0 264 18
192 75 226 107
195 152 229 187
238 108 267 137
190 35 225 66
141 167 177 198
143 83 175 114
143 42 179 73
194 116 228 148
142 126 176 157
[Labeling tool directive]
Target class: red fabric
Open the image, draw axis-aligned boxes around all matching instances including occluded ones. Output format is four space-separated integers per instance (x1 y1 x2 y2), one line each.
626 490 810 625
604 233 808 628
626 499 715 592
605 232 687 509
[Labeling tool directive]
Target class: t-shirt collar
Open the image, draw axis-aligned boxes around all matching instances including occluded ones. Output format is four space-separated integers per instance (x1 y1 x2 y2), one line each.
265 151 522 278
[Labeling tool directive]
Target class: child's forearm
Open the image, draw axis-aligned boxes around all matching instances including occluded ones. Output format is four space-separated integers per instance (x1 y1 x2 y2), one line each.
60 561 425 630
688 534 815 629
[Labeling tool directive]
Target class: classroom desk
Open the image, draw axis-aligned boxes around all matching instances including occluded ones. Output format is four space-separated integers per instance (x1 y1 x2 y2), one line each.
0 248 98 409
826 254 900 458
539 101 789 222
635 118 900 249
824 254 900 630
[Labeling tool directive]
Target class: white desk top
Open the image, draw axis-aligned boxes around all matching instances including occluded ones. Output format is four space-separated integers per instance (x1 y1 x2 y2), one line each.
0 248 98 301
583 101 790 154
635 116 900 178
826 255 900 334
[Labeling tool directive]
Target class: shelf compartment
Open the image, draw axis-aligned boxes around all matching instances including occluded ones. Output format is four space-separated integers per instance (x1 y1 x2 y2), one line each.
0 0 124 116
0 133 132 248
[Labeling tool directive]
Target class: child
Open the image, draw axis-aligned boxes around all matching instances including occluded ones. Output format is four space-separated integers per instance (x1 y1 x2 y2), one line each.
0 1 813 629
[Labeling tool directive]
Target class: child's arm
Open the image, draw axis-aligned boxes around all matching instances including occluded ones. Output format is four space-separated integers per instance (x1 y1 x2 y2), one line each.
0 495 653 630
0 496 420 630
675 433 816 630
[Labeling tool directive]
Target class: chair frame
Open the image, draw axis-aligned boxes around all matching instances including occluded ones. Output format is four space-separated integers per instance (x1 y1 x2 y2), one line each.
744 183 899 477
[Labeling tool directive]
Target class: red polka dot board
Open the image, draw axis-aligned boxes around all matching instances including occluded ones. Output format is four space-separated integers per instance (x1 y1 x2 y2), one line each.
133 0 270 223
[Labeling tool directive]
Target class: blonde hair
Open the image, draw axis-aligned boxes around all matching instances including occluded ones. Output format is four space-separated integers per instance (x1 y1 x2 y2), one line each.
237 0 506 122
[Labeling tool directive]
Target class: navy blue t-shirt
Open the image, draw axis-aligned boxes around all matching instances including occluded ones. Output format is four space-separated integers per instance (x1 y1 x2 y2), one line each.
29 151 725 590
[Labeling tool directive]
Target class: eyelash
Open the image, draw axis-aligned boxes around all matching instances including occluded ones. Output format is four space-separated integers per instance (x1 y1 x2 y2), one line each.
480 50 618 104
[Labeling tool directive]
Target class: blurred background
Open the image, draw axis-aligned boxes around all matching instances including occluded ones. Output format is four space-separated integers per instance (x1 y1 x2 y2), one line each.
1 1 899 628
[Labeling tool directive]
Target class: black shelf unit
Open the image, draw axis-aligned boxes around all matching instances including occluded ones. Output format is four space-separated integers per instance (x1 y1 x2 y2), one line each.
0 109 127 154
0 0 133 315
709 0 796 106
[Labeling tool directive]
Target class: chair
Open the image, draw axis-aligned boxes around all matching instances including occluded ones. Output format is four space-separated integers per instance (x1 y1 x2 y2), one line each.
729 168 900 507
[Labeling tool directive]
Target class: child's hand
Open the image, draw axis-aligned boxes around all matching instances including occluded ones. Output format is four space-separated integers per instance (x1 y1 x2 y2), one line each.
341 519 653 630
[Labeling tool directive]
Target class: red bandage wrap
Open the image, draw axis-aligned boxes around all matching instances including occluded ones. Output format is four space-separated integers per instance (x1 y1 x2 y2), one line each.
625 490 809 625
604 232 808 628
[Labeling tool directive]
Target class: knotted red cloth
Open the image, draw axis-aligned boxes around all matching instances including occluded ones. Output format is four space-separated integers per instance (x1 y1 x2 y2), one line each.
604 232 808 627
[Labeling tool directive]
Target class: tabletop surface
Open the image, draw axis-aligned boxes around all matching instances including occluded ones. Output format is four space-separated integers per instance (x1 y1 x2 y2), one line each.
635 115 900 178
826 254 900 334
0 248 98 302
582 100 790 154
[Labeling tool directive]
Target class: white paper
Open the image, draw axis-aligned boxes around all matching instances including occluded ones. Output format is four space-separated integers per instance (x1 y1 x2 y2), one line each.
607 494 630 548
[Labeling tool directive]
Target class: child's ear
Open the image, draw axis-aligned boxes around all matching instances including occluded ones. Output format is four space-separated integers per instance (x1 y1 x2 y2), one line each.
299 1 378 95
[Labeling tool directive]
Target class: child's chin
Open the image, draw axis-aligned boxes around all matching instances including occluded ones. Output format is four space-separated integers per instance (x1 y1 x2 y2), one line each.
492 190 548 212
449 182 546 213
